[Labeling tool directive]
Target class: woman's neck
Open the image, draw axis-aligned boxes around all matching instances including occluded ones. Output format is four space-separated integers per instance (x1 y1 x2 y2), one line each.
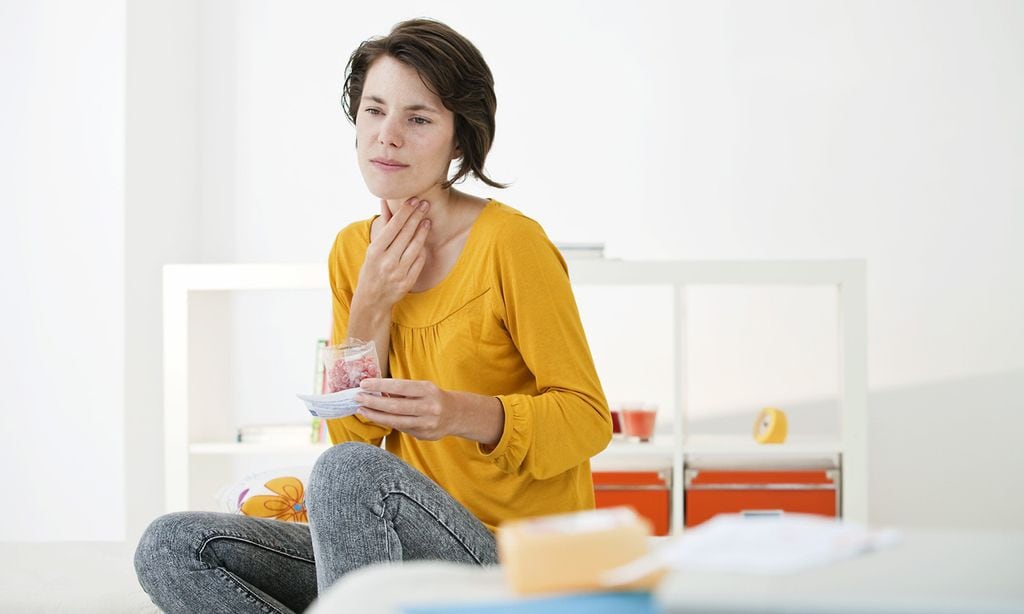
385 188 484 251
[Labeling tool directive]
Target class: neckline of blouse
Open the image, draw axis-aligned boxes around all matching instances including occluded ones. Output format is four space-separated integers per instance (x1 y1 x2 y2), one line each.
365 198 497 303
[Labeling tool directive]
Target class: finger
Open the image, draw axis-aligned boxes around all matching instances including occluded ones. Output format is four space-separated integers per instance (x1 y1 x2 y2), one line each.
373 198 412 248
388 199 430 254
356 392 418 416
405 248 428 285
374 198 426 250
360 377 430 397
356 406 420 431
398 218 431 268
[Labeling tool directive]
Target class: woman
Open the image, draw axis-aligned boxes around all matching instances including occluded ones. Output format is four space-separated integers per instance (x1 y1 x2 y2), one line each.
135 18 610 614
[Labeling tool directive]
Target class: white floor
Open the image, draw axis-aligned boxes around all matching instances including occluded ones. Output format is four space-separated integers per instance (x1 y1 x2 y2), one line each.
0 542 158 613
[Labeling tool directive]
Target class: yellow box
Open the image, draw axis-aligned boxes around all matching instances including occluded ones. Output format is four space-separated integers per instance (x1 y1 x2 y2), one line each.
496 506 661 594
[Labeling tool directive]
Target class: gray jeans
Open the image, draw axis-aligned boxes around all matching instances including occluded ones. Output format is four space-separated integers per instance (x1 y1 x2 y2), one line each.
134 442 499 613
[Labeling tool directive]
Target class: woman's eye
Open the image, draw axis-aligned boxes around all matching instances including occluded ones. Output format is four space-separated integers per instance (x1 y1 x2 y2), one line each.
365 108 382 116
410 116 430 125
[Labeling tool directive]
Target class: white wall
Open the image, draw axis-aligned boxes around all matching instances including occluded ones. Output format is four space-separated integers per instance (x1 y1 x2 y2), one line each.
124 0 202 542
0 0 126 541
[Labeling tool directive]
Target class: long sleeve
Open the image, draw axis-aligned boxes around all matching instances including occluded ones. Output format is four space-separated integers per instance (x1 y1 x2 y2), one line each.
325 224 392 446
478 216 612 480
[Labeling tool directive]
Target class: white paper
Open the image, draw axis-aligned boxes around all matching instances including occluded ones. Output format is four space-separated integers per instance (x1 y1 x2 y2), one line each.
296 388 379 419
602 513 901 585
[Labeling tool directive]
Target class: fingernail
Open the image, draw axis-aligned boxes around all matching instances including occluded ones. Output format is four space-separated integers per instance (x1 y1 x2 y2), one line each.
360 379 371 389
419 201 430 211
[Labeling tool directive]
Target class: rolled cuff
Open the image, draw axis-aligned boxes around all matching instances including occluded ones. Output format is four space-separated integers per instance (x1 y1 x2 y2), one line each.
477 394 531 474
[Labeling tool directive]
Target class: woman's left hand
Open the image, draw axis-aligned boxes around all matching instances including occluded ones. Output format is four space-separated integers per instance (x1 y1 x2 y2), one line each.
355 378 456 441
355 378 505 446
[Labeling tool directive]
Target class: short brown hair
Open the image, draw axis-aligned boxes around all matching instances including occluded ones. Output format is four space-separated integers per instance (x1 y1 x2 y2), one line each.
342 19 506 189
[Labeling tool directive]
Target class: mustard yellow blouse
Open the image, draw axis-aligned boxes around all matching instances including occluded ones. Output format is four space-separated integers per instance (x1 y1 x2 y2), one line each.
325 201 611 531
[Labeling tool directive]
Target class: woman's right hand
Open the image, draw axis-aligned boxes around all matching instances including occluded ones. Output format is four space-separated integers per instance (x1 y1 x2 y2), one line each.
354 198 431 309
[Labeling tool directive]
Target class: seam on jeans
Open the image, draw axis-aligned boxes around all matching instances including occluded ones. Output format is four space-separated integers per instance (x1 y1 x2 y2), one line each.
381 489 487 565
378 498 392 559
212 567 282 614
197 532 317 566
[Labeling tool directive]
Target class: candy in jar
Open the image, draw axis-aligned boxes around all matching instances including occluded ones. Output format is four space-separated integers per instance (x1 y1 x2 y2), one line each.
323 339 380 392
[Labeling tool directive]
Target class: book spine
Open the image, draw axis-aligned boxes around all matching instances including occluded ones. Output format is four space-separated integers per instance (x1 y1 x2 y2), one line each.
312 338 329 443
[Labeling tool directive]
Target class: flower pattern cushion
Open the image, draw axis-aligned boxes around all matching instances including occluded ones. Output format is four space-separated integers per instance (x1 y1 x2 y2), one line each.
239 476 308 523
219 467 312 524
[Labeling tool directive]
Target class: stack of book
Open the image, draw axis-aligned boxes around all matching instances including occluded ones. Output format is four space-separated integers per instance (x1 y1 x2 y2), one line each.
310 338 329 443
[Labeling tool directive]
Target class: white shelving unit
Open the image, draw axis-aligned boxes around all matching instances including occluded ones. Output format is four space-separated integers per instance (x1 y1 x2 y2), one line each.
164 260 867 534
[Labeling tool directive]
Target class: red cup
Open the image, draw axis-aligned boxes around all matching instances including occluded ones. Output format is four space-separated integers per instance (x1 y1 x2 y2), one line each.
621 407 657 442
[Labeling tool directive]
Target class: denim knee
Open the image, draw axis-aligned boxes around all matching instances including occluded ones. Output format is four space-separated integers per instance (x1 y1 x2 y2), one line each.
134 512 206 591
307 442 388 511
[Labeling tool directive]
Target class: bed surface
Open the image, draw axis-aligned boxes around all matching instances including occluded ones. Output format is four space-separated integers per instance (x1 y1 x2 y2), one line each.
0 541 158 613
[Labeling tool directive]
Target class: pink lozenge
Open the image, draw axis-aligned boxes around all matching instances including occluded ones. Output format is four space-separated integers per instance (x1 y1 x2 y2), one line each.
326 355 380 392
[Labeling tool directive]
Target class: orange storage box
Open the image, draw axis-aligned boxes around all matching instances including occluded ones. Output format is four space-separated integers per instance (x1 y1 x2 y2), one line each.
684 468 838 527
593 470 671 536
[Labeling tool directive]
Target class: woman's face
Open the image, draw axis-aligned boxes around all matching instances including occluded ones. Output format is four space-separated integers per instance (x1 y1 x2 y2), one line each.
355 55 458 201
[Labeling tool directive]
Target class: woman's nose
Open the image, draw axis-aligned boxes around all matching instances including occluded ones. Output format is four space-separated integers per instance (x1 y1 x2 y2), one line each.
378 117 403 148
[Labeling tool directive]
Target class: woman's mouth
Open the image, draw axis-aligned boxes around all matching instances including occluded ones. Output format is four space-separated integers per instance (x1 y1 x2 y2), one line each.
370 158 409 171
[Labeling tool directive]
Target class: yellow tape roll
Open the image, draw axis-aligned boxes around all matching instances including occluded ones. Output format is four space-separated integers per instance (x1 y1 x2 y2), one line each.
754 407 788 444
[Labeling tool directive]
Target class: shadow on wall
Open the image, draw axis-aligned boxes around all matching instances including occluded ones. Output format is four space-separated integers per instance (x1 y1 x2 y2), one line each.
686 369 1024 531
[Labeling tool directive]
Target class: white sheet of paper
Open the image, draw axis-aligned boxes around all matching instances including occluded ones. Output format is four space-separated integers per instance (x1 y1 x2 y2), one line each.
603 513 901 585
296 389 380 419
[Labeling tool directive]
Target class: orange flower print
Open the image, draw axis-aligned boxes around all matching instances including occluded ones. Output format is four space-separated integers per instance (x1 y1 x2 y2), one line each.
240 476 308 523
